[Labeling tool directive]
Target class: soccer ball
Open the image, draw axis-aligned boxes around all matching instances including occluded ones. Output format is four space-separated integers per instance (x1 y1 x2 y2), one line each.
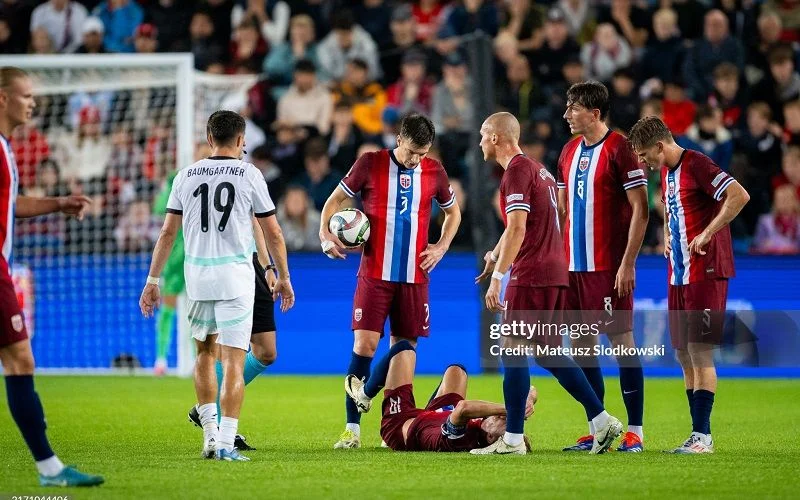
328 209 370 248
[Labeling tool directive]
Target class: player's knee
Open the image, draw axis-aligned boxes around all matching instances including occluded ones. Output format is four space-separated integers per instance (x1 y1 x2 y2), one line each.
445 363 467 377
610 332 635 349
353 334 379 356
257 349 277 366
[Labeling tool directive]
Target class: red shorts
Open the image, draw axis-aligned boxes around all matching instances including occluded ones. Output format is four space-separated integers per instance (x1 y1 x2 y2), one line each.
503 286 567 347
380 384 463 451
668 279 728 350
567 271 633 334
352 276 430 339
0 268 28 348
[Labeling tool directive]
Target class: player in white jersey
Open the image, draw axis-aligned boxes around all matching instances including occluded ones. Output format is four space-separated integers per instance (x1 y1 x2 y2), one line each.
140 110 294 462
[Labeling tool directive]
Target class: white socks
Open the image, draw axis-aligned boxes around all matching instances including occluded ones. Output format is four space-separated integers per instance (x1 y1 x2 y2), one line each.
219 417 239 452
629 425 644 440
589 421 596 435
198 403 218 442
591 410 611 431
504 432 524 447
36 455 65 477
345 423 360 436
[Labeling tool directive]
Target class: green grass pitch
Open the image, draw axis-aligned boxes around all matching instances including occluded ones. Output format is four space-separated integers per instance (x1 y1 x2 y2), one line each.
1 375 799 499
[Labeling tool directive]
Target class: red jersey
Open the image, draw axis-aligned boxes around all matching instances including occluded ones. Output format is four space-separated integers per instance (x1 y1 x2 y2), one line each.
499 154 568 287
557 130 647 272
339 150 455 284
406 410 487 452
0 134 19 270
662 149 736 285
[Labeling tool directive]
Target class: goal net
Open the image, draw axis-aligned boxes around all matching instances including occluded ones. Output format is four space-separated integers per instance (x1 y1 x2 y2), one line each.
0 54 258 375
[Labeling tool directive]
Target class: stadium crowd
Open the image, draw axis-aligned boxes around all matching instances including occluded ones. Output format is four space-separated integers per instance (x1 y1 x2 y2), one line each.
2 0 800 255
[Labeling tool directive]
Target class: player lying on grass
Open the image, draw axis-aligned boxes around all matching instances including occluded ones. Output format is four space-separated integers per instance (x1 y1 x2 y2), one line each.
187 218 281 451
345 341 535 453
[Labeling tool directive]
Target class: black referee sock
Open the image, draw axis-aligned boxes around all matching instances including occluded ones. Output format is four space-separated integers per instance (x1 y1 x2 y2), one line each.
5 375 55 461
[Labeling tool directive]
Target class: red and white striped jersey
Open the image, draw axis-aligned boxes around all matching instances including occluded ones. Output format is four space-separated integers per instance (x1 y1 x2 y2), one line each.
0 134 19 272
339 150 455 284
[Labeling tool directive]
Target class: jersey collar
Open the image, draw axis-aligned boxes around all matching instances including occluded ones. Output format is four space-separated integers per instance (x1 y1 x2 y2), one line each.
669 149 687 171
580 129 612 150
208 155 237 160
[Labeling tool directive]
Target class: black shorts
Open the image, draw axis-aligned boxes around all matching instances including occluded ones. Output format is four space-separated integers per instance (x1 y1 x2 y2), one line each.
252 254 276 334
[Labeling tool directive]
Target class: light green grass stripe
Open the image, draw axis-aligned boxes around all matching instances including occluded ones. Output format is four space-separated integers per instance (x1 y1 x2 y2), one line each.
217 308 253 329
185 252 251 266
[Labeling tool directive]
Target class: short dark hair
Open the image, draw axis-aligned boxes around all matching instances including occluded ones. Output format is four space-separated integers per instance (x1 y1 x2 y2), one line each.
206 110 246 146
628 116 674 151
768 43 795 66
332 10 355 31
294 59 316 74
348 58 368 71
399 113 436 147
304 136 328 160
695 103 716 122
566 81 610 120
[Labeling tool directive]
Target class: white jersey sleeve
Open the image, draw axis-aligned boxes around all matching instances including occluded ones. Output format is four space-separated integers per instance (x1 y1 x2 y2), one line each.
249 167 276 217
166 171 184 214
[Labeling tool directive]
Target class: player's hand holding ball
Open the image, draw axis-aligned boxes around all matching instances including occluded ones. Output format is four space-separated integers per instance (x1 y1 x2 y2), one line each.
322 209 370 259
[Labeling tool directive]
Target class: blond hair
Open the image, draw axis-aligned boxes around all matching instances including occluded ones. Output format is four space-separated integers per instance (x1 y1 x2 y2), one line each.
0 67 28 88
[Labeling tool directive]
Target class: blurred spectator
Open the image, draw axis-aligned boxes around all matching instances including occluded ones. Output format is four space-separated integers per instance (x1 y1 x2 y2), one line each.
277 59 333 136
231 0 290 48
276 185 321 252
355 0 392 50
554 0 594 42
386 49 435 115
715 0 759 47
26 159 67 198
250 144 285 202
429 178 471 250
294 137 339 211
493 31 519 90
496 54 544 125
708 62 746 130
433 51 473 178
640 98 664 121
677 104 734 172
527 8 580 87
11 123 50 190
145 0 193 53
596 0 649 49
263 14 318 100
106 126 143 186
642 186 665 255
580 23 632 83
662 77 696 135
752 184 800 255
92 0 144 53
270 121 306 180
764 0 800 37
0 0 34 53
228 17 268 73
608 67 640 133
114 199 160 252
747 10 785 79
670 0 707 41
331 58 387 137
381 4 429 87
202 0 235 48
682 9 745 100
328 102 364 174
736 102 783 233
142 118 175 181
501 0 545 53
773 144 800 198
52 105 112 181
76 16 105 53
65 177 115 254
545 55 585 141
380 106 401 149
438 0 499 52
317 9 381 82
190 10 226 71
751 44 800 126
412 0 447 43
30 0 87 53
133 22 158 53
639 8 684 84
29 26 55 53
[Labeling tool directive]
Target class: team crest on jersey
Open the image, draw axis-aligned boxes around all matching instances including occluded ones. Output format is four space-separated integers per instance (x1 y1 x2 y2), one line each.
579 156 590 171
354 308 362 321
400 173 412 189
11 314 23 332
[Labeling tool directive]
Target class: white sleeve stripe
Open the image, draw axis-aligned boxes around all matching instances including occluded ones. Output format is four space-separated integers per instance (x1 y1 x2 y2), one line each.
714 177 735 200
623 179 648 189
505 204 531 213
339 181 355 198
438 194 456 208
557 182 566 188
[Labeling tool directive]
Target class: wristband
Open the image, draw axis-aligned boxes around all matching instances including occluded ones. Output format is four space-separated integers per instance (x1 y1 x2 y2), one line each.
490 252 498 262
491 271 505 281
441 416 466 439
265 264 276 271
146 276 160 286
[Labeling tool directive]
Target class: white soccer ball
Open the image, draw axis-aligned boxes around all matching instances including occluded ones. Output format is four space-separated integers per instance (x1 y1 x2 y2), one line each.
329 208 370 248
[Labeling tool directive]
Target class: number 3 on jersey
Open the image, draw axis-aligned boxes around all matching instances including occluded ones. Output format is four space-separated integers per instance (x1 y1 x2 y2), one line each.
193 182 236 232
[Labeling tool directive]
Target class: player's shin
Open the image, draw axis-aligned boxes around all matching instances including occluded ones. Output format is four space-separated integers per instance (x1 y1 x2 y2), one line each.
345 352 373 430
618 354 644 439
4 375 61 475
218 346 246 452
501 356 529 447
535 355 605 421
363 340 416 399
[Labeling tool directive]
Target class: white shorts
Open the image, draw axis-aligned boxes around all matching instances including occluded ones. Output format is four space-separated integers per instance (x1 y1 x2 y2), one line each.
187 292 254 351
